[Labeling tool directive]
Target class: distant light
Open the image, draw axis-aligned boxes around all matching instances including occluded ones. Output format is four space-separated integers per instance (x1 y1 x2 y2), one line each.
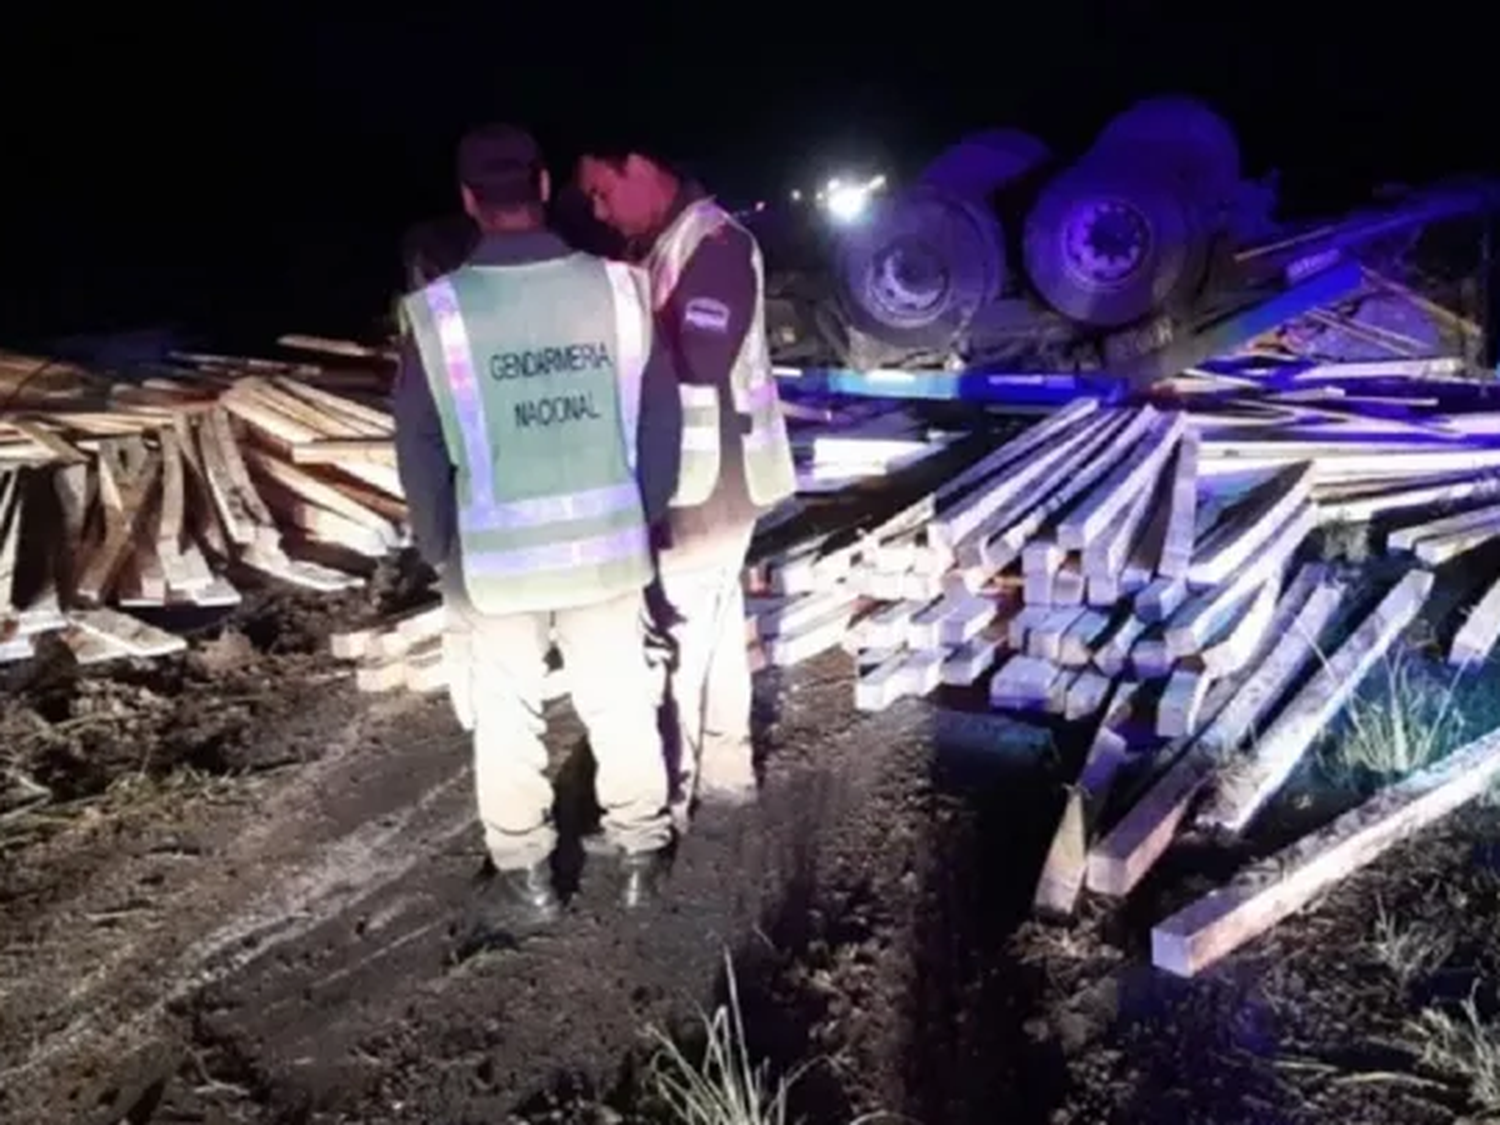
755 200 766 212
820 173 888 224
826 184 871 222
790 189 803 202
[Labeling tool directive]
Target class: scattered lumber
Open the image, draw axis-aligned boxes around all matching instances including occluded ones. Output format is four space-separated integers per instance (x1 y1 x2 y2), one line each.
0 344 401 662
747 346 1500 956
1033 680 1143 916
1152 722 1500 977
1196 569 1434 837
1086 567 1344 899
4 254 1499 981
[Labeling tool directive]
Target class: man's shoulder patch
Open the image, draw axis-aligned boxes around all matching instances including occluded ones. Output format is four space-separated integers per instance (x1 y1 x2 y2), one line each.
682 295 731 333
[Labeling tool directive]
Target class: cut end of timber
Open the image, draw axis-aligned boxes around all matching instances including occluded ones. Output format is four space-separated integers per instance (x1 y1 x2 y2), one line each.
1150 928 1197 978
1033 791 1088 919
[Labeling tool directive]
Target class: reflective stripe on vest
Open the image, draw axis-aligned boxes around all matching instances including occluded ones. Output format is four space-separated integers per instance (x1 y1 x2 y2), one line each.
679 383 720 452
671 384 720 507
647 199 796 509
602 259 648 473
463 521 649 577
457 480 641 534
406 256 653 615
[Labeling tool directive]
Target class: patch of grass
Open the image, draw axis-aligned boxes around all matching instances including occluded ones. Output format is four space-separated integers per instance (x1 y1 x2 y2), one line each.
1368 897 1453 988
644 953 887 1125
1408 993 1500 1111
645 952 803 1125
1322 652 1467 789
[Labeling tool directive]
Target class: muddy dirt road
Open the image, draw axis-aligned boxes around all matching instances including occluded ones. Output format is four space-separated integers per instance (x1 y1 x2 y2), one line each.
3 585 1500 1124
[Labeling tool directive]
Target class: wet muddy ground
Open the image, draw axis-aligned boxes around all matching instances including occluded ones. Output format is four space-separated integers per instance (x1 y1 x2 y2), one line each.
3 566 1500 1125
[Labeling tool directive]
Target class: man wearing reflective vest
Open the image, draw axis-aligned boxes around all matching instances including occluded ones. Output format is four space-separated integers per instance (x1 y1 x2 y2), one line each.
394 125 682 945
577 144 797 825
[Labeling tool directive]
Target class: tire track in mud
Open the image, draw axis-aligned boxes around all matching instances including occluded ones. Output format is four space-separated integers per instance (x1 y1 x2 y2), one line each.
5 652 1075 1124
182 755 472 979
715 705 1077 1124
188 671 1074 1123
166 657 944 1122
0 689 473 1125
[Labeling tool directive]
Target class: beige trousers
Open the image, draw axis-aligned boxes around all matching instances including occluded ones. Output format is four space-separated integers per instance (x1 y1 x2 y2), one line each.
443 587 670 868
652 524 757 804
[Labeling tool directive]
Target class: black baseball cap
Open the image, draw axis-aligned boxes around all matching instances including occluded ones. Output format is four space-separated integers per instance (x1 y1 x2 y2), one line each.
457 123 544 207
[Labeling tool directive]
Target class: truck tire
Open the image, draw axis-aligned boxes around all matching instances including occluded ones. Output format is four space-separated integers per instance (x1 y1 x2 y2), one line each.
1022 156 1210 329
834 187 1007 350
920 129 1052 204
1093 96 1241 207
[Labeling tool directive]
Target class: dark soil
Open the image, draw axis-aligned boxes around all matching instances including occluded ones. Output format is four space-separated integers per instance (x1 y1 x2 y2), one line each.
3 569 1500 1125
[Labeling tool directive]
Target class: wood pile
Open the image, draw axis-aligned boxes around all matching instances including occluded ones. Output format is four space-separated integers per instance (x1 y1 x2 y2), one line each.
741 360 1500 973
749 365 1500 709
8 316 1500 976
0 341 405 664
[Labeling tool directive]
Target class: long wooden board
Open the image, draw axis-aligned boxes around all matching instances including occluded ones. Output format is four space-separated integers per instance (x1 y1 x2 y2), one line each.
1153 725 1500 977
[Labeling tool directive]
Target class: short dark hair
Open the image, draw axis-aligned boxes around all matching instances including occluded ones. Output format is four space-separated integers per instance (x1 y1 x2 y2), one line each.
573 133 681 179
457 122 545 209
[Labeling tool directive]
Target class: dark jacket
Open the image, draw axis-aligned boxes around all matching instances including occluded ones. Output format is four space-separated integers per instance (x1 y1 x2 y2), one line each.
399 213 478 292
643 183 767 570
392 229 682 578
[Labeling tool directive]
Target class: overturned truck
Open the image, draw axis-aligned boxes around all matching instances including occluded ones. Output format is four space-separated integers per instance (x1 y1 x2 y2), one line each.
759 96 1496 387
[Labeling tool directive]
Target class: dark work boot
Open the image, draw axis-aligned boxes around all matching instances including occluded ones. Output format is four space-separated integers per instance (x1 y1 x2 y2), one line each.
618 847 673 911
457 859 561 960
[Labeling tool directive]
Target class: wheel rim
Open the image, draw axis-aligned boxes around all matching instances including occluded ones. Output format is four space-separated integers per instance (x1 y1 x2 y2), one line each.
867 236 951 324
1060 198 1153 291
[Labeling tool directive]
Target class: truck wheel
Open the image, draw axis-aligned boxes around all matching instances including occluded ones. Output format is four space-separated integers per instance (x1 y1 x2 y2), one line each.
835 187 1007 349
1022 157 1210 329
1093 96 1241 206
920 129 1052 204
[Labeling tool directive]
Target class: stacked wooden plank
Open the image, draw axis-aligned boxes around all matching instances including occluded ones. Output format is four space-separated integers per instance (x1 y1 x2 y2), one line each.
0 345 405 664
749 368 1500 717
740 374 1500 962
10 332 1500 732
278 344 1500 976
10 322 1500 976
787 405 960 493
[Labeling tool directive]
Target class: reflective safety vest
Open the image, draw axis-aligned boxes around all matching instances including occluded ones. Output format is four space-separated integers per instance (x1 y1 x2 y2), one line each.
645 198 797 509
402 254 655 617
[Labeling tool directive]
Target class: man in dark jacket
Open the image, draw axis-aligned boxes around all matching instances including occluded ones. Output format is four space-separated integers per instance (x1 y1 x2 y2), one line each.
576 144 797 827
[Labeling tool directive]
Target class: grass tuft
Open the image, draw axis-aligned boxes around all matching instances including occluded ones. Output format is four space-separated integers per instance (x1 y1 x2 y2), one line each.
645 952 801 1125
1408 993 1500 1111
1323 652 1467 788
644 952 892 1125
1368 897 1453 988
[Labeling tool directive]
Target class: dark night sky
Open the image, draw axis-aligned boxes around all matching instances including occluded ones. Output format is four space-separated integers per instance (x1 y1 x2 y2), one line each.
2 5 1491 348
